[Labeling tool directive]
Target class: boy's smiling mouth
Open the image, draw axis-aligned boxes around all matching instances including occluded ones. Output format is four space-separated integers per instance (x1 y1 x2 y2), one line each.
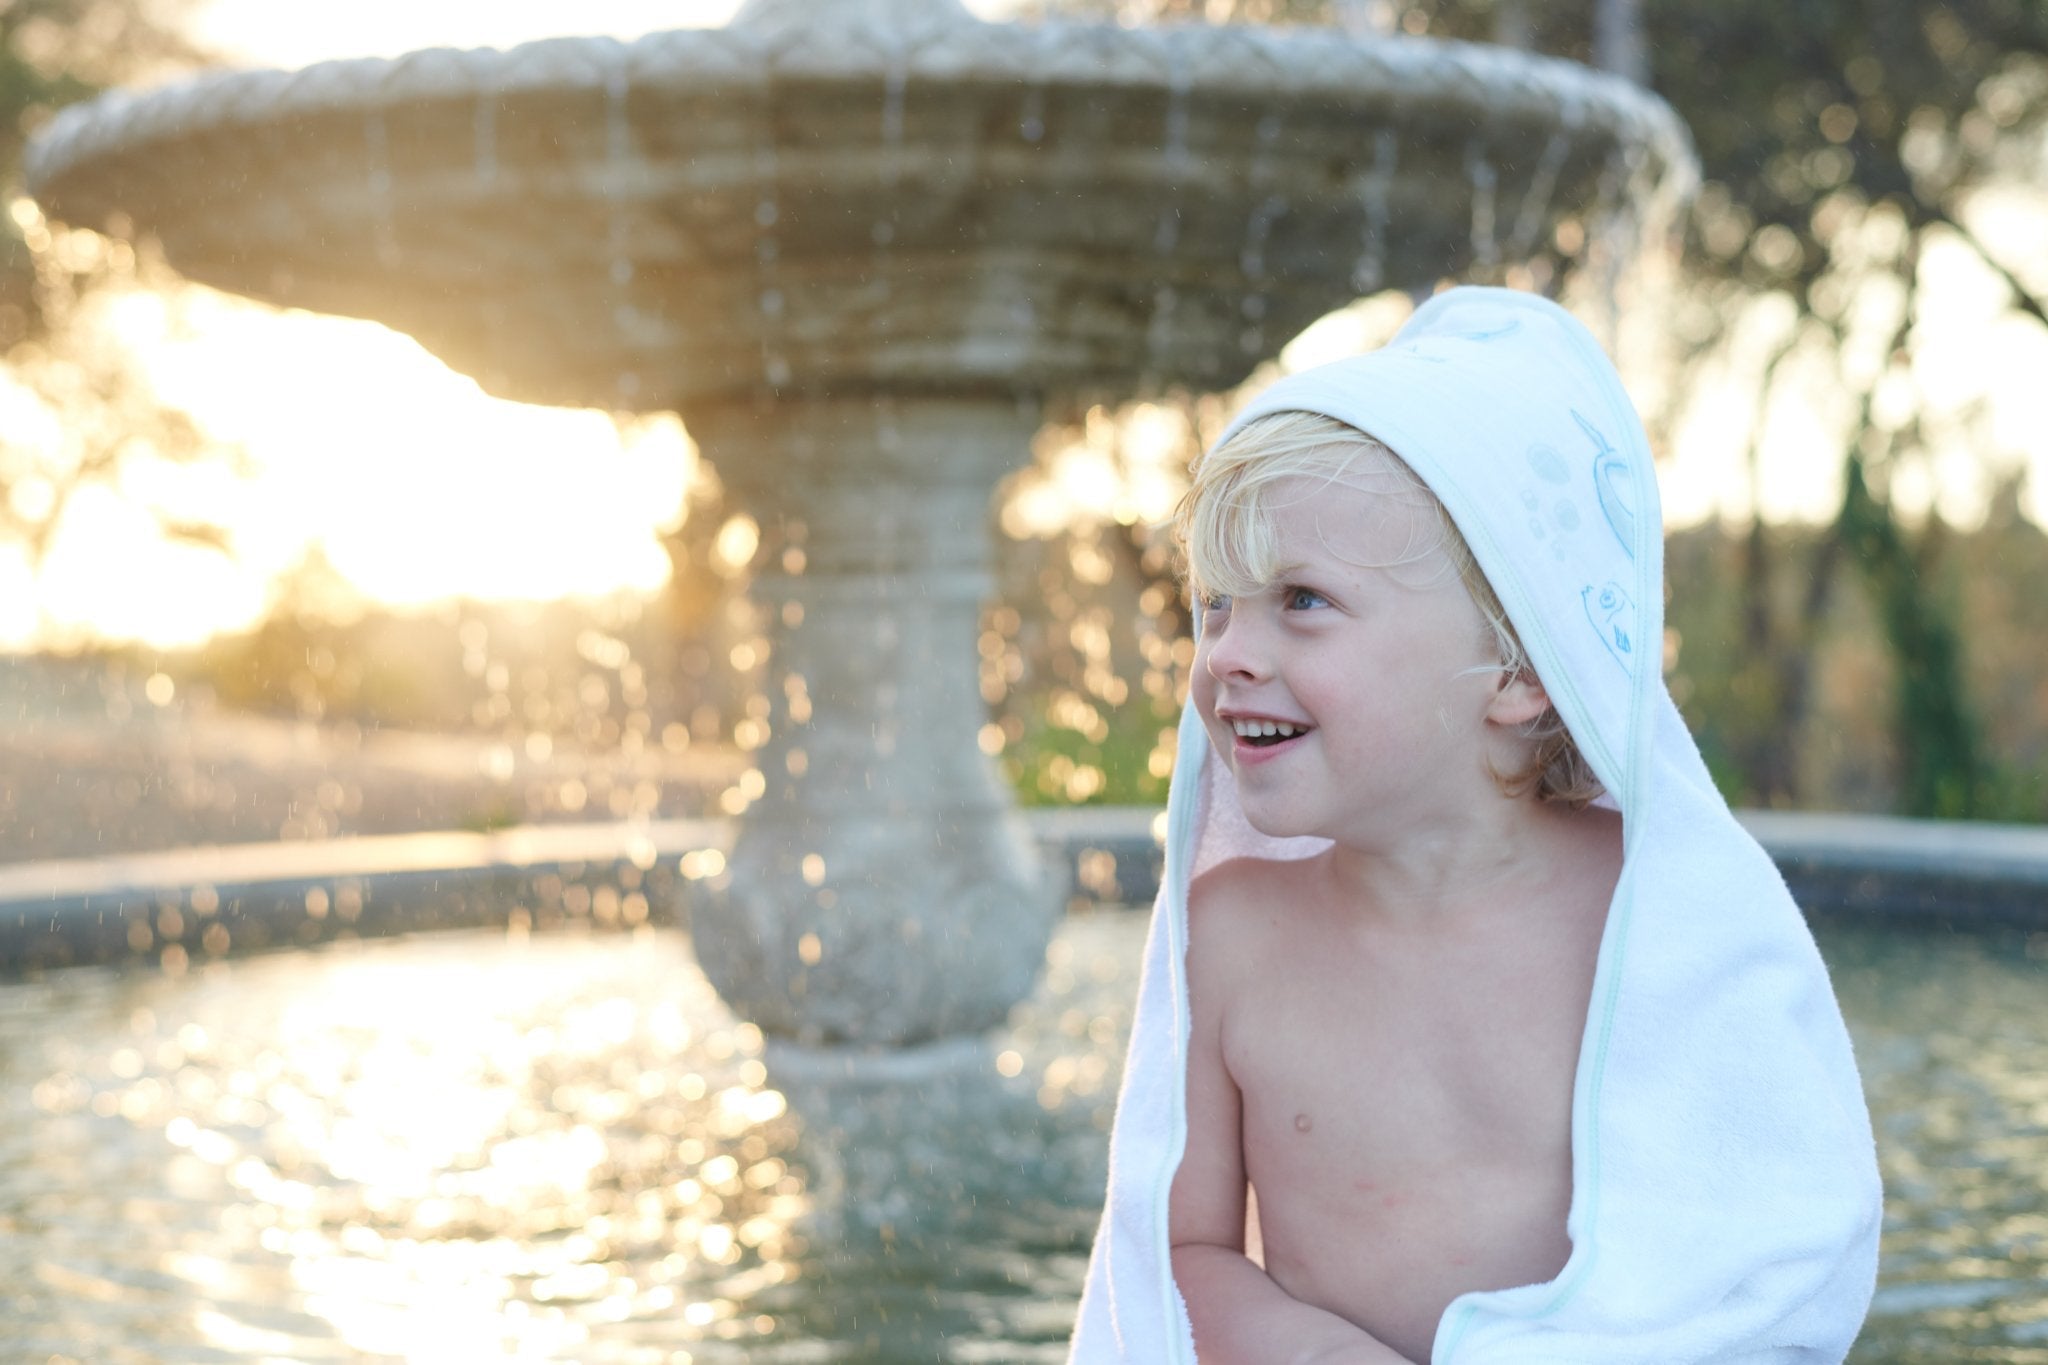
1226 716 1314 748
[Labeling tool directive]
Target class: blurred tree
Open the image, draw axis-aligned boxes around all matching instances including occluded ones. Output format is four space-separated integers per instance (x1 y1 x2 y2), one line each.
0 1 240 641
1645 0 2046 816
1002 0 2048 818
0 0 203 337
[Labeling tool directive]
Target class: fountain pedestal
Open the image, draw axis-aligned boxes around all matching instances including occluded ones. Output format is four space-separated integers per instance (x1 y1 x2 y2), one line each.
692 397 1052 1045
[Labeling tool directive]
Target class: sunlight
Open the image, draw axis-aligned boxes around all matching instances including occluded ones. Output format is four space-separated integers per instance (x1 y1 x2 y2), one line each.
54 285 696 647
130 933 808 1360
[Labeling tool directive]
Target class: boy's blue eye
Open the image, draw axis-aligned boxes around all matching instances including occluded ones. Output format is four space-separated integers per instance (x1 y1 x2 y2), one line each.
1199 593 1231 614
1283 586 1329 610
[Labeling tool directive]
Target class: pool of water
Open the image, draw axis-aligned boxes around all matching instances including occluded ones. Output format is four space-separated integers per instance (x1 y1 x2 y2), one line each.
3 911 2043 1361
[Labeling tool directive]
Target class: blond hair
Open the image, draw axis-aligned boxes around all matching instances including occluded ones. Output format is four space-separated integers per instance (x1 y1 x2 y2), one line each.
1176 410 1602 808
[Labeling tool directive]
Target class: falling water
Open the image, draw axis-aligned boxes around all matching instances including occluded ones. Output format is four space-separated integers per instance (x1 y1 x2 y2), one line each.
364 109 399 267
873 399 903 755
469 91 506 385
473 89 499 187
1506 128 1573 259
1144 62 1194 382
1467 141 1501 273
873 59 910 344
1154 66 1191 256
1349 127 1398 293
1236 112 1286 356
605 65 643 402
754 121 791 392
881 60 909 153
1018 82 1047 144
1582 145 1639 345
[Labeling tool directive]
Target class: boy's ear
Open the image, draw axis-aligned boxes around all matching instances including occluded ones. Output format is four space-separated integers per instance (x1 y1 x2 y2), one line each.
1484 667 1552 728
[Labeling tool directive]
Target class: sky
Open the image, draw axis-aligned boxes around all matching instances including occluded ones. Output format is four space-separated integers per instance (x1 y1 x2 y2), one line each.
185 2 742 68
7 2 2045 649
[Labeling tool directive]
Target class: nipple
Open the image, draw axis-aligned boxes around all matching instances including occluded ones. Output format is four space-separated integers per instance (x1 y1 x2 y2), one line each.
1294 1112 1312 1133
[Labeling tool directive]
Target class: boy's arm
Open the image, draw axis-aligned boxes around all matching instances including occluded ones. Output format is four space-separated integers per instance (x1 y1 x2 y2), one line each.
1170 1246 1415 1365
1169 873 1414 1365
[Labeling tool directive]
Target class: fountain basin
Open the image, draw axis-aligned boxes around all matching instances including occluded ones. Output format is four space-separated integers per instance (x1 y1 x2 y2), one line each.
27 8 1692 408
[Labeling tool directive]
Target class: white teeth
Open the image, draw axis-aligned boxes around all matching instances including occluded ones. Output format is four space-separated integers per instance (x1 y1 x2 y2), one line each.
1231 719 1302 739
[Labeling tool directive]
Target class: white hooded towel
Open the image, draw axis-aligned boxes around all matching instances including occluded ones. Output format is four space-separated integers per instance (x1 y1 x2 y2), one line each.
1068 286 1882 1364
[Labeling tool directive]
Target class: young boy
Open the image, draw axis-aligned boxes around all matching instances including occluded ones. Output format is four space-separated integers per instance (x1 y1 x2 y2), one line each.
1069 287 1881 1364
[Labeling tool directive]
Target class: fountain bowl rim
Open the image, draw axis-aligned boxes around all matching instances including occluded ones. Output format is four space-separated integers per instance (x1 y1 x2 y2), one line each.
26 15 1696 212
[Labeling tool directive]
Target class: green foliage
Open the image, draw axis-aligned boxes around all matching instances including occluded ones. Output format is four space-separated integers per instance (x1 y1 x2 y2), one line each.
1644 0 2048 293
1837 455 1985 817
1005 690 1177 807
1634 0 2044 822
1667 506 2048 822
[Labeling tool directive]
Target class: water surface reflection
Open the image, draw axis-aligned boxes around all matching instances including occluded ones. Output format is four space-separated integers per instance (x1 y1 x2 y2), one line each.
2 913 2042 1360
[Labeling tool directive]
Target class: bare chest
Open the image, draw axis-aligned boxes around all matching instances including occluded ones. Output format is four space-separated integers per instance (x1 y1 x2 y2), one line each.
1229 922 1600 1354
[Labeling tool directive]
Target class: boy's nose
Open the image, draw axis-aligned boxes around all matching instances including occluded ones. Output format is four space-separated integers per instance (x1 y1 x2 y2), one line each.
1203 614 1269 681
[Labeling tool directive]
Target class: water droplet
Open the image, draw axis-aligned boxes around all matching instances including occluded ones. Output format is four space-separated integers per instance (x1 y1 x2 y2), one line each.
1350 127 1398 293
1019 84 1047 142
881 64 908 149
1467 142 1500 269
1153 206 1181 256
473 96 498 184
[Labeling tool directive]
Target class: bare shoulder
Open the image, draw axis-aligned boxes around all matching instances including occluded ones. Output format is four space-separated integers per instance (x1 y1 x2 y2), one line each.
1188 855 1309 939
1185 855 1317 988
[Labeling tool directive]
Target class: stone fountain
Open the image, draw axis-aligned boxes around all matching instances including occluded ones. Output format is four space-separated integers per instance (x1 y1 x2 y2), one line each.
26 0 1690 1047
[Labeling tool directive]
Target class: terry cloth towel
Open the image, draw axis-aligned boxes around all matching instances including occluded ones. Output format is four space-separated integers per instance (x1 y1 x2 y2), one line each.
1068 286 1882 1364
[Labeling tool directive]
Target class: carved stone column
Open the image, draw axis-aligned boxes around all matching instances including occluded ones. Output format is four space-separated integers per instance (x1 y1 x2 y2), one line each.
688 396 1054 1046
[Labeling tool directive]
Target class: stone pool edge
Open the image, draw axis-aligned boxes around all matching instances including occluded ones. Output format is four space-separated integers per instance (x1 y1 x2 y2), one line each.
0 807 2041 971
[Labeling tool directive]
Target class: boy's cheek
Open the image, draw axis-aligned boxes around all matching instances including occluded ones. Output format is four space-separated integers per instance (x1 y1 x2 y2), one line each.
1185 676 1224 752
